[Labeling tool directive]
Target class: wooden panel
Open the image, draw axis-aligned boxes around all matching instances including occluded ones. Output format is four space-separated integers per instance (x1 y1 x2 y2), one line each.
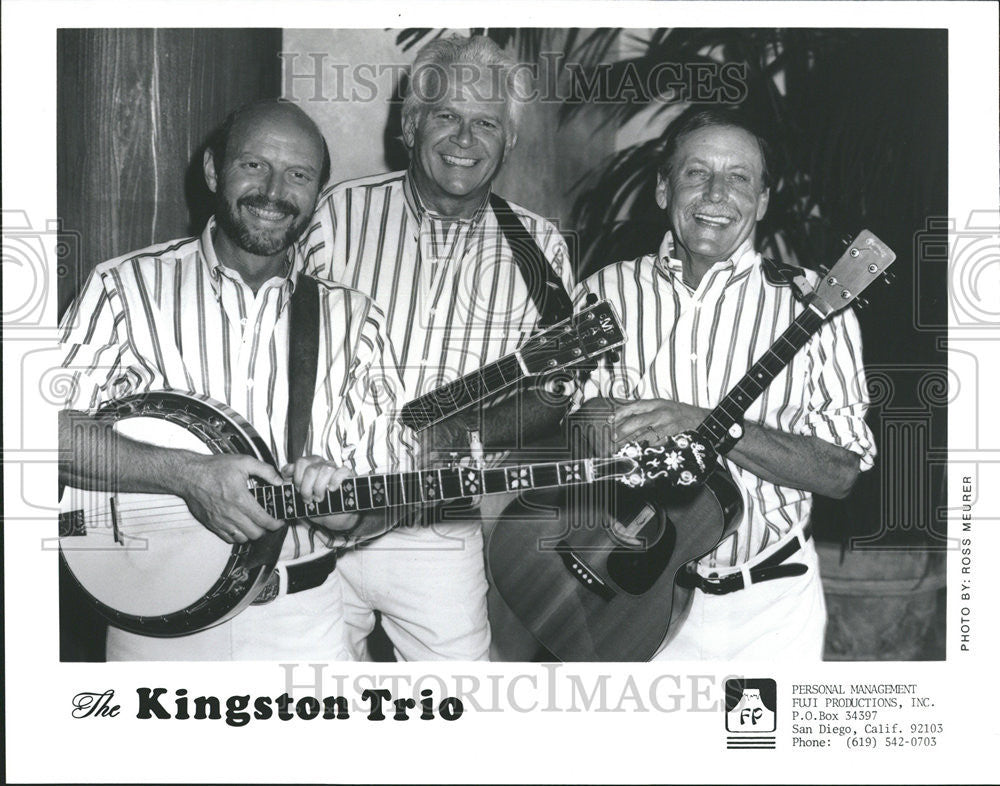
57 28 282 316
56 29 282 660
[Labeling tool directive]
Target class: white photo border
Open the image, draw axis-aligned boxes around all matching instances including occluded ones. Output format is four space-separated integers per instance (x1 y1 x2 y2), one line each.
3 1 998 783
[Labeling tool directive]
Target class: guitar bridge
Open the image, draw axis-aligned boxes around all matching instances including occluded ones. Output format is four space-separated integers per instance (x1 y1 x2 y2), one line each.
556 540 615 600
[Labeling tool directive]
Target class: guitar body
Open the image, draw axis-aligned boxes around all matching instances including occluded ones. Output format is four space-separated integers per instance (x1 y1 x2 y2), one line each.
484 397 743 661
59 392 286 637
486 231 898 660
487 468 742 661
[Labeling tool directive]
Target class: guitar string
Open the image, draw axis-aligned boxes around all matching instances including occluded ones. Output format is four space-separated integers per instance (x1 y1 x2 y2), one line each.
411 308 608 401
407 362 520 420
63 456 636 535
696 308 821 444
407 313 616 420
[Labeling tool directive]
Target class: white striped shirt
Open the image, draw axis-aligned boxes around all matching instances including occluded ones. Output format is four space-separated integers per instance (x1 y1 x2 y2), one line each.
298 171 574 401
59 218 410 562
577 232 875 569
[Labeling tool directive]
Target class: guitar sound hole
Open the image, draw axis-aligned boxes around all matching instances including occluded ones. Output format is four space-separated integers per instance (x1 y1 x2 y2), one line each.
606 509 676 596
607 502 661 549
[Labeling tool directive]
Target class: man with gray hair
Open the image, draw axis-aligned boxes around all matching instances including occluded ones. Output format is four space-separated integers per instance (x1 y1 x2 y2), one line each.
299 35 573 661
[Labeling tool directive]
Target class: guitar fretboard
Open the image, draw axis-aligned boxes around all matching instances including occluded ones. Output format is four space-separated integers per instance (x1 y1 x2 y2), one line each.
696 303 825 448
253 457 633 521
399 354 524 430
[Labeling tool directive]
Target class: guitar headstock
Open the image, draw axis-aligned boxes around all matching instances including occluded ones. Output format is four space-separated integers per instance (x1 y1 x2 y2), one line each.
615 431 716 489
519 299 626 375
811 230 897 317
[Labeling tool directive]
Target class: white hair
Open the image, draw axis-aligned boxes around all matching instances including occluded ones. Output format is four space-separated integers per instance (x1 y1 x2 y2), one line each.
401 35 530 139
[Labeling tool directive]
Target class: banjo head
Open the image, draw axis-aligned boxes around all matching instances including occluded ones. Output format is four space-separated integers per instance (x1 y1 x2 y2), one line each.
59 392 285 636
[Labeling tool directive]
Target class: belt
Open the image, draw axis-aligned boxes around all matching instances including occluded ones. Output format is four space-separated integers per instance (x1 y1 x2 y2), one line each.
679 522 813 596
252 550 338 605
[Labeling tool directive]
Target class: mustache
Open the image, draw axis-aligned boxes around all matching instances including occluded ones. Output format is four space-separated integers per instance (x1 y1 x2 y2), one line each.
688 203 739 218
238 194 299 217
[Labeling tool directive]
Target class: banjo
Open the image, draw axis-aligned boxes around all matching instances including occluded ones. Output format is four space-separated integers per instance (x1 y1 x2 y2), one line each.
59 390 708 637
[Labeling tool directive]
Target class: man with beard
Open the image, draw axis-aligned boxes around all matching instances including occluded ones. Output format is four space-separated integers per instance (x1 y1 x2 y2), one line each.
58 100 409 660
575 106 875 659
298 36 573 661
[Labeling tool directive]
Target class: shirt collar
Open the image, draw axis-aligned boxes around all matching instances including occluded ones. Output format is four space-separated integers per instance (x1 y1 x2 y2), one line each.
201 216 300 294
656 231 759 279
403 169 491 231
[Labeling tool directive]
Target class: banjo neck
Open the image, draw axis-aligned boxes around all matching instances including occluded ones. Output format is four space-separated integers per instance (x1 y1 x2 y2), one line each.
253 455 638 521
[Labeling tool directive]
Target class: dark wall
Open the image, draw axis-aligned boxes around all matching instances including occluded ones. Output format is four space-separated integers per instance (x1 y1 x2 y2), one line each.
57 28 283 317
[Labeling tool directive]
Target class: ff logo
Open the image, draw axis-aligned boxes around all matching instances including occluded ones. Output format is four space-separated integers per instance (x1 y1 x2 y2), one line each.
725 678 777 749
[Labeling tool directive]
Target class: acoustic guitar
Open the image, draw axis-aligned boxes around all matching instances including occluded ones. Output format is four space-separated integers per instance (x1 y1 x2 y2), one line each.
486 231 896 661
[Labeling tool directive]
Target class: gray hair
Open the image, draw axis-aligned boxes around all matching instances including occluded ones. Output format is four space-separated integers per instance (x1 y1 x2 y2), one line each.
401 35 530 139
659 106 774 190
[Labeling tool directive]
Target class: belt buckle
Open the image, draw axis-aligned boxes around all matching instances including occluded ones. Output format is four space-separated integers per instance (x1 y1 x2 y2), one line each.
252 570 280 605
700 572 731 595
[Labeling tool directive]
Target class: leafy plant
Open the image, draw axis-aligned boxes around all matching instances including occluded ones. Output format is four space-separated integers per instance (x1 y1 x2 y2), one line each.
397 28 946 278
397 27 950 560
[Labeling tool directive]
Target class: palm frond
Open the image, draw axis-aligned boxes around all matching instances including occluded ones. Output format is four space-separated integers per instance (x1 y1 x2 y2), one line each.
395 27 945 275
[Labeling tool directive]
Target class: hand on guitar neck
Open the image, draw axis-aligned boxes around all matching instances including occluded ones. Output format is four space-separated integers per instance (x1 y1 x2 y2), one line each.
611 399 710 447
609 398 860 499
280 456 366 533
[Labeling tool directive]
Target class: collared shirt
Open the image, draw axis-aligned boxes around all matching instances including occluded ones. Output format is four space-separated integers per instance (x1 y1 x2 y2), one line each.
59 218 411 562
576 232 876 569
297 170 574 401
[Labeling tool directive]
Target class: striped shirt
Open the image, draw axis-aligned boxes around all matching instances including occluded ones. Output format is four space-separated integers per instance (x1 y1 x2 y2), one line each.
577 232 875 569
297 171 574 402
59 218 411 562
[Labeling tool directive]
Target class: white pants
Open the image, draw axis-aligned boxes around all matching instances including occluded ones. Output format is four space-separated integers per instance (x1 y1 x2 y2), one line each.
106 572 349 661
655 538 827 660
337 522 491 661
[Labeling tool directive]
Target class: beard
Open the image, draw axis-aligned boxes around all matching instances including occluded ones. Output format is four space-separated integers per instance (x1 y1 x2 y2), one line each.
215 191 309 257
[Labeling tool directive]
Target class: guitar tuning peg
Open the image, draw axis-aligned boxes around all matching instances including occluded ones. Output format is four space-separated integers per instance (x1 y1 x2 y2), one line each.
605 350 620 364
840 233 855 248
856 297 870 310
585 292 599 305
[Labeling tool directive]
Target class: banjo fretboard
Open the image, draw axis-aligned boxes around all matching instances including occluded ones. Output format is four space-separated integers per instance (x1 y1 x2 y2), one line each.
253 458 632 521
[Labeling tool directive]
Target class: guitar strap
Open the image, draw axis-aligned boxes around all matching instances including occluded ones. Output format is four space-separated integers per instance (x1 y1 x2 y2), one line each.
252 273 329 606
286 274 320 463
484 194 581 454
489 193 574 327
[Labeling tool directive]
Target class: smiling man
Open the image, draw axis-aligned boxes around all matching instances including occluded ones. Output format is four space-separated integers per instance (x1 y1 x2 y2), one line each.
58 100 409 660
299 36 573 661
575 106 876 660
